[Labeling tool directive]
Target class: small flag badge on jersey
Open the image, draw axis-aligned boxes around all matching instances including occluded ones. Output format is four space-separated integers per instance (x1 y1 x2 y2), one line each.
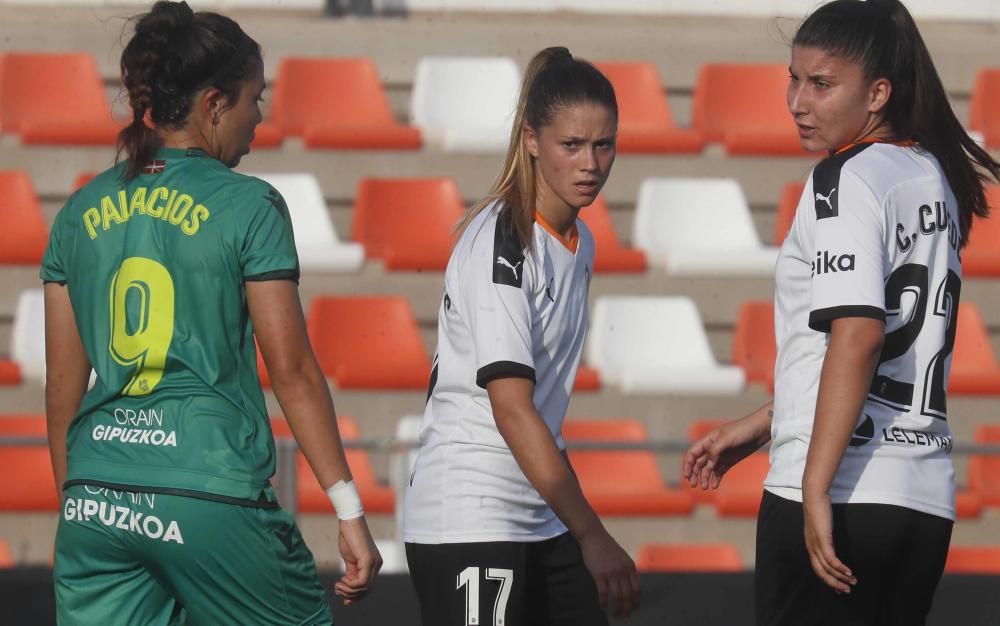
143 160 166 175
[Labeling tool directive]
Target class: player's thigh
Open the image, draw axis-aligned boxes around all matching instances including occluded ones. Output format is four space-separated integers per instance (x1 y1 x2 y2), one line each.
56 486 184 626
526 533 607 626
139 495 331 626
878 507 952 626
406 541 529 626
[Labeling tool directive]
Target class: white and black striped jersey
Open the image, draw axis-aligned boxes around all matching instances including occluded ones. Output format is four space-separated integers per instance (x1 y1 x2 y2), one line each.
769 141 960 520
403 202 594 543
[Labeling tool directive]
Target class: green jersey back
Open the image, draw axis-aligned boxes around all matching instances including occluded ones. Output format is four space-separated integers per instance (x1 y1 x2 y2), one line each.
40 147 299 502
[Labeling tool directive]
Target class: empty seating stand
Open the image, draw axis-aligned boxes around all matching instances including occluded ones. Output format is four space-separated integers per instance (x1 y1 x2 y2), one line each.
949 303 1000 395
636 543 744 572
774 180 806 245
944 546 1000 574
578 195 646 272
562 419 693 516
970 69 1000 149
586 296 745 395
307 295 431 389
410 56 521 153
0 415 59 511
593 61 703 154
0 171 48 265
351 177 464 271
961 186 1000 277
0 52 121 145
731 300 776 392
693 63 809 156
969 425 1000 508
686 420 769 516
257 57 420 150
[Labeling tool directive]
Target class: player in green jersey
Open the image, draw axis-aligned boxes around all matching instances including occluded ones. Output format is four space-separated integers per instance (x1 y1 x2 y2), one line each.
42 2 381 624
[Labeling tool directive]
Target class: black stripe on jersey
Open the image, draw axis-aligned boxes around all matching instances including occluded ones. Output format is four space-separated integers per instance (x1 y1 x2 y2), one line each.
812 142 875 220
245 268 300 283
426 362 439 404
63 479 281 510
492 211 526 288
42 279 67 286
808 304 886 333
476 360 536 389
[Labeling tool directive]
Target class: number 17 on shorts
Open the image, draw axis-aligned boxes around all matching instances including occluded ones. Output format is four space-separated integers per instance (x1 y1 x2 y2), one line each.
457 566 514 626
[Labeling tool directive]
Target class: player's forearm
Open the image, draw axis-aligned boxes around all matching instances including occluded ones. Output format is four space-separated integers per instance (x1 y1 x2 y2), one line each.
45 372 89 495
269 359 354 490
744 401 775 448
803 318 884 497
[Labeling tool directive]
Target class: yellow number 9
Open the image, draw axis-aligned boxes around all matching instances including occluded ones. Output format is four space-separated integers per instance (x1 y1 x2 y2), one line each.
109 257 175 396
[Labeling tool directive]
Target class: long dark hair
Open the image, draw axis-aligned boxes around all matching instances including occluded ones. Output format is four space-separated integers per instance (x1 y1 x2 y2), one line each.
794 0 1000 248
457 47 618 251
117 1 262 179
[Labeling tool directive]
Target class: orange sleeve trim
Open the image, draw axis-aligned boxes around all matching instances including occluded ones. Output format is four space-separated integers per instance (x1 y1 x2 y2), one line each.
534 211 579 253
835 137 916 155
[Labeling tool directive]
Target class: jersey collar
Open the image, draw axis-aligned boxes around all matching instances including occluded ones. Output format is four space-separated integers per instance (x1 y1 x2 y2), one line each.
153 146 211 159
834 137 916 155
534 210 579 254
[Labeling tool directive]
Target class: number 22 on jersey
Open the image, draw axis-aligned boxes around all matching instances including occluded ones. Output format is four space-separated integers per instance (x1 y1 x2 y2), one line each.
108 257 175 396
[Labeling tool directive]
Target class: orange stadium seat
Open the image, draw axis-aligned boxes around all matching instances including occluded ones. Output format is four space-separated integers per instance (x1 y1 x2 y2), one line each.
949 303 1000 395
692 63 809 156
578 195 646 272
266 57 421 150
955 489 983 519
636 543 744 572
944 546 1000 574
351 178 464 271
593 61 703 154
774 180 806 244
968 425 1000 507
961 186 1000 277
0 540 12 568
731 301 776 392
0 360 21 386
573 365 601 392
970 68 1000 149
686 420 769 516
562 419 694 516
307 296 431 389
0 415 59 511
73 172 97 190
0 171 48 265
269 416 394 514
0 52 122 145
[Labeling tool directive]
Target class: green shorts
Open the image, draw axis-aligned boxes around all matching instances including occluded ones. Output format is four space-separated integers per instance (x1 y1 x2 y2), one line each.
54 484 333 626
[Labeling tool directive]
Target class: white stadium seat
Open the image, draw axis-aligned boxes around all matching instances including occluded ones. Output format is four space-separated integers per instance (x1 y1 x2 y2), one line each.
633 177 779 276
410 56 521 153
251 173 364 272
11 289 45 382
586 296 745 395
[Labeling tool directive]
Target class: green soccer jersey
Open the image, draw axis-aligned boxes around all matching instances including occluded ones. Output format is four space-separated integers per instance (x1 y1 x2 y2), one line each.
40 147 299 503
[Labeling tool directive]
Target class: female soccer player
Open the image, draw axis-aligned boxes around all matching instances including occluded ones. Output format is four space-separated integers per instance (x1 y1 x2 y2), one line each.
683 1 1000 624
402 47 640 625
42 2 380 623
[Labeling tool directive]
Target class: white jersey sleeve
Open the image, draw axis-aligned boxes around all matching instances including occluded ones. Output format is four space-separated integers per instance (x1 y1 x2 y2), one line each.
809 166 888 332
462 214 537 388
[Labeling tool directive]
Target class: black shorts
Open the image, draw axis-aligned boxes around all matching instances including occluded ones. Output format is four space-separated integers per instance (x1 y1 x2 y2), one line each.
755 490 953 626
405 532 607 626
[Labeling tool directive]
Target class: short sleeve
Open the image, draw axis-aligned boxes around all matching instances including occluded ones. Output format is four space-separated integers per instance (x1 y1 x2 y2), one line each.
464 216 535 388
240 183 300 282
40 202 69 285
808 167 887 332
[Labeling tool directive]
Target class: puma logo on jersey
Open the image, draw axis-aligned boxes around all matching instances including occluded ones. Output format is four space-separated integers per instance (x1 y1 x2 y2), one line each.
815 187 836 211
496 256 522 281
812 250 855 276
814 186 839 220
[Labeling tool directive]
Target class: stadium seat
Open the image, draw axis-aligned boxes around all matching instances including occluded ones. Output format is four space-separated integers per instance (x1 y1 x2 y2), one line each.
0 540 12 568
0 360 20 386
955 489 983 519
692 63 809 155
0 414 58 511
11 289 45 383
351 178 464 271
251 173 364 272
686 420 770 516
562 419 694 516
586 296 745 395
73 172 96 190
949 303 1000 395
0 52 122 145
731 301 776 392
970 69 1000 149
578 195 646 272
961 186 1000 277
636 543 744 572
774 180 806 245
0 171 48 264
633 178 779 276
968 425 1000 507
265 57 420 150
410 56 521 153
944 546 1000 574
592 61 703 154
307 296 431 389
573 365 601 392
269 416 395 514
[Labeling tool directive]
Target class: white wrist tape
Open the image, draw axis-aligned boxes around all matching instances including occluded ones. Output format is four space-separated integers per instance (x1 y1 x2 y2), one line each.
326 480 364 520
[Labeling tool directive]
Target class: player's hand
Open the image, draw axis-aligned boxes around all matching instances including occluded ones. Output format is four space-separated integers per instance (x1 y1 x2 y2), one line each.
579 528 641 620
682 413 769 490
802 491 856 594
334 516 382 605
